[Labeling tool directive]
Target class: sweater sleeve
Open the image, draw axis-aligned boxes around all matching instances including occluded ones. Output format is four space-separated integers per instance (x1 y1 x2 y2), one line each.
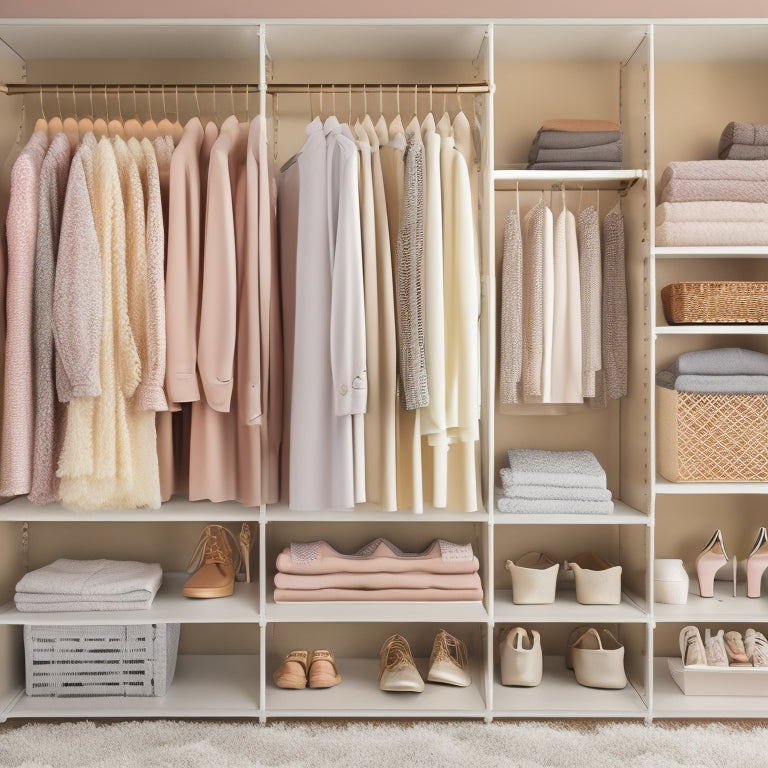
53 151 102 401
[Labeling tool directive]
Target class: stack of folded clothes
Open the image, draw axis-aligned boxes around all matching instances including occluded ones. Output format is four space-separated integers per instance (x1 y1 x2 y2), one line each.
656 160 768 246
527 119 623 170
719 122 768 160
656 347 768 394
273 538 483 602
497 449 614 515
14 559 163 612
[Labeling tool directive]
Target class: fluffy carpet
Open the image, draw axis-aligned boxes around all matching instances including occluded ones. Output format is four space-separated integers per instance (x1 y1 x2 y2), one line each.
1 720 768 768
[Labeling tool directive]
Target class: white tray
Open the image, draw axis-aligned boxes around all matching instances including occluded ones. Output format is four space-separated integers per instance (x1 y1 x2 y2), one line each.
668 658 768 696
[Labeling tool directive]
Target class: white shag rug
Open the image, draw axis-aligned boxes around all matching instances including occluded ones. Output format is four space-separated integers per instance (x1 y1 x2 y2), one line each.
1 720 768 768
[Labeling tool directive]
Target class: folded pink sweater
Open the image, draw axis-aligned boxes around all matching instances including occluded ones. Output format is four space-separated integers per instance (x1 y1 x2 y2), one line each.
274 570 482 590
274 587 483 602
276 538 479 575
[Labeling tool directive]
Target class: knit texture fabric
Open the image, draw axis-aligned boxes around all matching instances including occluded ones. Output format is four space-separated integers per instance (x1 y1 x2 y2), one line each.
720 144 768 160
578 205 602 399
655 220 768 246
499 209 523 404
656 200 768 224
522 200 545 399
29 132 71 505
396 131 429 410
719 122 768 156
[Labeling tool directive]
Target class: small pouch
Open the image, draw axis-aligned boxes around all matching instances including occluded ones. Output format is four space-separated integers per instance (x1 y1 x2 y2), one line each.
506 552 559 605
565 553 622 605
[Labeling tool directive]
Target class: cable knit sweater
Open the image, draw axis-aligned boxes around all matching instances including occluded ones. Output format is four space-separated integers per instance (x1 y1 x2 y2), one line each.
577 205 602 399
29 132 72 505
0 130 49 496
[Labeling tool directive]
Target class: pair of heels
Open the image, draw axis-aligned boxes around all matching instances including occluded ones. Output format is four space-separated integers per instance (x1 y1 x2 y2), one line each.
499 627 542 687
680 626 768 668
565 626 627 689
182 523 254 599
696 527 768 598
379 630 471 692
273 649 342 689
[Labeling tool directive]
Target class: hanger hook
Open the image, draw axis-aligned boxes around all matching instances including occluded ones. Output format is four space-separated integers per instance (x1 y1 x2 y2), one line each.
396 83 400 115
230 84 235 117
89 86 94 121
379 83 383 118
132 84 137 117
348 84 352 126
56 85 62 119
429 84 433 113
104 84 109 121
212 84 218 124
245 83 249 121
147 85 153 122
331 83 336 117
175 84 180 121
72 83 77 120
116 87 123 122
161 84 168 119
39 87 46 121
307 83 312 122
319 83 323 118
456 84 463 114
413 83 418 118
194 83 201 116
363 83 367 116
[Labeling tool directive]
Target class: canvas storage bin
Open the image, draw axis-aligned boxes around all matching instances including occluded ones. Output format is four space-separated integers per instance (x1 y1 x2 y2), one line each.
661 281 768 325
24 623 180 697
656 385 768 482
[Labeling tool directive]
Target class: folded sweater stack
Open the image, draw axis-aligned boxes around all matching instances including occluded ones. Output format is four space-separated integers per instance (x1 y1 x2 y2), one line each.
656 160 768 246
719 122 768 160
528 119 623 170
14 559 163 612
497 449 613 515
273 538 483 602
656 347 768 395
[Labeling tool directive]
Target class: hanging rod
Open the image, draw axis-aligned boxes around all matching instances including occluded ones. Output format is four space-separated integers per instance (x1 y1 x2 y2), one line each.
0 81 489 96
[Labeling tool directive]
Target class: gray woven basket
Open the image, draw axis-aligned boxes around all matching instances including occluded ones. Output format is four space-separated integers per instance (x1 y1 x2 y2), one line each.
24 623 180 697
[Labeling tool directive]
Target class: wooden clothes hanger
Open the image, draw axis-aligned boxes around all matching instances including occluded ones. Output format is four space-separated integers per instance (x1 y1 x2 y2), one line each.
61 87 79 147
93 86 109 139
142 89 159 140
78 87 95 138
123 86 144 140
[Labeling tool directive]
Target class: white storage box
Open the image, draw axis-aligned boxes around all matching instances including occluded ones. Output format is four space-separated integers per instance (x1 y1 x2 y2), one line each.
668 658 768 696
24 623 180 697
654 559 689 605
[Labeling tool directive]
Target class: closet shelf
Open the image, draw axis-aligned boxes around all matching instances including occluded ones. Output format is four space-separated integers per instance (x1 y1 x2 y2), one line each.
266 657 487 719
653 581 768 622
0 497 260 522
493 589 649 624
266 503 487 523
655 476 768 495
655 325 768 335
493 169 645 191
3 655 261 720
0 574 260 625
492 656 648 718
265 593 489 624
654 246 768 259
493 500 648 525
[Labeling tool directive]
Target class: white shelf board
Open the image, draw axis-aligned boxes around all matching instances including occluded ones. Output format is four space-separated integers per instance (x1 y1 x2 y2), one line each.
266 592 489 624
653 657 768 718
6 654 260 719
654 580 768 622
655 476 768 495
653 246 768 259
493 500 648 525
493 656 647 718
494 589 649 624
266 503 487 523
493 169 644 191
266 656 486 718
655 325 768 335
0 496 260 522
0 574 260 625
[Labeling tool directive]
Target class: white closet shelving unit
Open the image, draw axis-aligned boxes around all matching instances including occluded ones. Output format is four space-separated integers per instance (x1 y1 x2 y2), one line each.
0 16 765 723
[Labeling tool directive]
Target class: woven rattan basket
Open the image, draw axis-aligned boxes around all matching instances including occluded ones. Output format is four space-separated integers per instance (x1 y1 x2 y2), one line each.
661 281 768 324
657 385 768 482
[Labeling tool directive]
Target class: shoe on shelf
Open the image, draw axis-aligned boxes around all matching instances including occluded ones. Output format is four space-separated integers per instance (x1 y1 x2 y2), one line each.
745 628 768 667
569 627 627 689
308 649 342 689
565 626 590 670
695 529 731 598
746 526 768 598
679 626 707 667
564 553 622 605
506 552 559 605
378 634 425 692
183 524 242 598
724 631 750 666
273 649 309 689
703 628 728 667
499 626 542 687
427 629 471 687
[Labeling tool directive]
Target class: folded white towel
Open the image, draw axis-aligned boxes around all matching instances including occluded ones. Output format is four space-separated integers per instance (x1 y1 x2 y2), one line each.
496 491 613 515
661 160 768 184
656 220 768 246
499 470 612 501
506 449 607 489
656 201 768 225
14 598 154 612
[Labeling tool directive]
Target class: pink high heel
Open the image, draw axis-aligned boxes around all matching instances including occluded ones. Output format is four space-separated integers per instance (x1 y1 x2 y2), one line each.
695 529 729 598
746 527 768 599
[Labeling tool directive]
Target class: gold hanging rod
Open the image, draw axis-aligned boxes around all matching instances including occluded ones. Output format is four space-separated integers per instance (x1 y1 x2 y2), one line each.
0 81 489 96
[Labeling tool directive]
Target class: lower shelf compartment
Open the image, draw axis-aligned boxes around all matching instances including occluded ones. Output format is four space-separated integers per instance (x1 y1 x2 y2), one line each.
492 656 648 717
4 654 260 719
266 657 487 718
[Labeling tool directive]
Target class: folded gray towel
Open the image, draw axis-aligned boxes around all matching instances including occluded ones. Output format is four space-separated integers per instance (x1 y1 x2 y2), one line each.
719 122 768 156
671 347 768 376
533 140 623 164
720 144 768 161
528 160 623 170
661 159 768 184
656 371 768 394
660 178 768 204
496 491 614 515
535 129 622 150
15 559 163 599
499 470 612 501
14 599 154 612
506 449 607 489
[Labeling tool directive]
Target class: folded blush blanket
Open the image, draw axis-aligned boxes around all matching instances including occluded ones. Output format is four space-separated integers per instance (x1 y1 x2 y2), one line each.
529 160 623 171
506 449 607 489
655 220 768 246
532 140 623 164
659 178 768 204
273 587 484 602
541 119 621 132
656 201 768 225
661 160 768 183
276 538 480 576
499 470 612 501
655 371 768 394
669 347 768 376
718 122 768 156
720 145 768 161
274 571 482 591
496 492 614 515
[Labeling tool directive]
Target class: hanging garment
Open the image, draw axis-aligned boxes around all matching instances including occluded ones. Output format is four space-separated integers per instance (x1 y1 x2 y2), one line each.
521 199 544 401
361 114 397 512
0 130 49 496
29 133 72 505
577 204 602 399
499 208 523 406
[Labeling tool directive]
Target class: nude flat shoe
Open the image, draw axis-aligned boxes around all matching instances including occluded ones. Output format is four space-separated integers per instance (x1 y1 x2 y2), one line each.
724 631 750 665
745 628 768 667
565 553 622 605
427 629 471 687
703 628 728 667
506 552 559 605
307 649 342 689
273 649 309 689
379 634 425 692
569 627 627 689
679 625 707 667
499 627 542 687
183 524 242 598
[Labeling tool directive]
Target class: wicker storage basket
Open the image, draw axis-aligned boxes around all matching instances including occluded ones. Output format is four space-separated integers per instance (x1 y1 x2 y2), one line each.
24 623 180 697
661 281 768 324
657 385 768 482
